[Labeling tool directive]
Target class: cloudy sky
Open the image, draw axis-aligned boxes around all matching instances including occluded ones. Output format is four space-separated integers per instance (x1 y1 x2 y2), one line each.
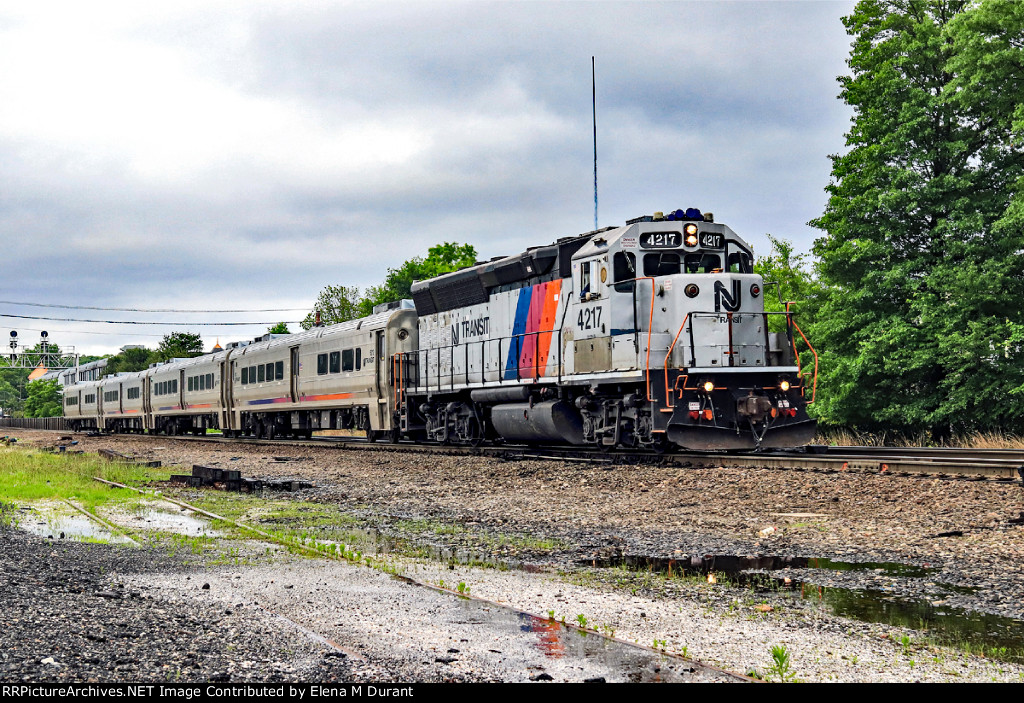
0 0 856 357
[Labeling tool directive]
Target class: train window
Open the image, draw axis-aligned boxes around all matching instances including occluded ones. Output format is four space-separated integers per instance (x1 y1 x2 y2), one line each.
643 252 681 276
317 353 328 375
200 375 207 391
275 361 284 380
257 365 265 383
188 377 194 392
355 349 361 371
208 373 214 388
172 379 178 393
242 367 249 384
342 349 354 372
727 250 752 273
683 253 722 274
248 366 256 383
579 262 591 298
329 351 341 374
613 252 636 292
265 363 273 381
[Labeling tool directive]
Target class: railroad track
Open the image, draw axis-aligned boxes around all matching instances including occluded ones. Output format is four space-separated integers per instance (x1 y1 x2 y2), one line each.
76 430 1024 482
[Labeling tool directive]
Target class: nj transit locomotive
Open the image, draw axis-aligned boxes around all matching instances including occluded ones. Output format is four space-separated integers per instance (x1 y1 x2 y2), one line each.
64 208 817 451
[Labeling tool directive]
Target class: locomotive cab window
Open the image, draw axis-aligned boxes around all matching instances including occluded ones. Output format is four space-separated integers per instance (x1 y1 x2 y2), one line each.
683 253 722 274
579 262 591 298
727 249 753 274
643 252 681 277
613 252 636 292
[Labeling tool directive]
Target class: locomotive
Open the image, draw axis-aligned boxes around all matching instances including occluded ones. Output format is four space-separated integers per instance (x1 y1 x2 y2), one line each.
64 208 817 451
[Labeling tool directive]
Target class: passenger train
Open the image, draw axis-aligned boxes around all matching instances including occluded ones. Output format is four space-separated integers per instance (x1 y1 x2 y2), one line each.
64 209 817 451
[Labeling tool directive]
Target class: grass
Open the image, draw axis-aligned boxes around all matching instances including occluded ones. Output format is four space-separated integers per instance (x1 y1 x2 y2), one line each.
816 428 1024 449
0 446 170 511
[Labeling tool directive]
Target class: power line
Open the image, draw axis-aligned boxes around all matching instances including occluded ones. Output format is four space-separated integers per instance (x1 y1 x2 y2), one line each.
0 300 307 313
0 314 302 326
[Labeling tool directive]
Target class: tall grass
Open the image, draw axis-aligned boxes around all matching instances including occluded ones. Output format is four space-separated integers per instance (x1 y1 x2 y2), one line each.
816 428 1024 449
0 447 170 510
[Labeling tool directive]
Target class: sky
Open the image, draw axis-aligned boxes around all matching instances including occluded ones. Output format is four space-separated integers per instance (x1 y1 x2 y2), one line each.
0 0 857 357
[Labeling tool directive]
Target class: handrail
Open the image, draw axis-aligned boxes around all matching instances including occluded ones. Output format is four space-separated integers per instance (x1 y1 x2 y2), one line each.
662 313 691 407
786 302 818 403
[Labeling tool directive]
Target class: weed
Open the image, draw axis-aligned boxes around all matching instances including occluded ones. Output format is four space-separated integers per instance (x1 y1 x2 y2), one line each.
457 581 470 596
575 614 588 629
765 645 797 683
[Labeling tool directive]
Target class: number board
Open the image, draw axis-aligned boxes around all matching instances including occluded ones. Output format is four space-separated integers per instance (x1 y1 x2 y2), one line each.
700 232 724 249
639 232 681 249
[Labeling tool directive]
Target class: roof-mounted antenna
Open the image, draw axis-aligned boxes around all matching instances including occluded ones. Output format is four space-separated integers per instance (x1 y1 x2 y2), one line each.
592 56 599 232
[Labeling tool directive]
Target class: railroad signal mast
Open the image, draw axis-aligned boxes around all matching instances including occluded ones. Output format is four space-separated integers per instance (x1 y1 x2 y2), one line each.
0 330 79 371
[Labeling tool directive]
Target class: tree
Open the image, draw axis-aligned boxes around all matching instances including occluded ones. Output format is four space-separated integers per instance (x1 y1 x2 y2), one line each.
358 241 478 315
267 322 291 335
23 378 61 418
754 235 824 330
301 285 364 330
303 242 478 326
810 0 1024 436
155 332 204 362
104 346 157 375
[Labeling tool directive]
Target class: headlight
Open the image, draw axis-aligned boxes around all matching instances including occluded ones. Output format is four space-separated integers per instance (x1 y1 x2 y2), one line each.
684 223 698 235
684 233 698 247
779 380 791 391
702 381 715 393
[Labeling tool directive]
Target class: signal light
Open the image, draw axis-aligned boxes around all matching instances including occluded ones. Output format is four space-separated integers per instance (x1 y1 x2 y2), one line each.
788 408 798 417
750 284 761 297
702 408 713 421
689 410 699 420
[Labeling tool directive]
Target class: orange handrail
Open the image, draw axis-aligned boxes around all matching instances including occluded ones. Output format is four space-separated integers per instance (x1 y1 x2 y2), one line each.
785 302 818 403
662 313 691 407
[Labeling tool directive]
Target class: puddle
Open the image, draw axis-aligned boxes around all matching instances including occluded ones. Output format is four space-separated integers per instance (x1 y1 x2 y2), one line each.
585 552 1024 662
794 582 1024 661
18 507 134 545
580 553 933 578
123 505 220 536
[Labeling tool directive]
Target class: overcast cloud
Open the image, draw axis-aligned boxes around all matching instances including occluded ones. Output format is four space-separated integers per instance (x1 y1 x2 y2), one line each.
0 0 855 356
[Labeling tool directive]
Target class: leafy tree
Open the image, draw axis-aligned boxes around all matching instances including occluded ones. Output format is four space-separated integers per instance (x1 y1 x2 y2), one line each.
301 285 364 330
810 0 1024 436
357 242 478 316
303 242 478 326
155 332 204 362
267 322 291 335
754 235 824 329
23 378 61 418
104 346 157 375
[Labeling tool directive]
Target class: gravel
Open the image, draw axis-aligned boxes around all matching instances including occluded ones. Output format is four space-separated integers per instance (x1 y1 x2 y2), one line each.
6 429 1024 683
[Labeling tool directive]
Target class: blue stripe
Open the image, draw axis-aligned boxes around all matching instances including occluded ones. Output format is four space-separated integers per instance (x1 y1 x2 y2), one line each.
504 287 533 379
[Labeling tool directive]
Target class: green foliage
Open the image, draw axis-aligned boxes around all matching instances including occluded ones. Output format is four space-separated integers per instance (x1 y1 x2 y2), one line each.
810 0 1024 437
104 346 157 375
754 235 824 331
765 644 797 683
300 285 364 329
267 322 291 335
302 242 477 328
23 378 62 418
155 332 204 362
